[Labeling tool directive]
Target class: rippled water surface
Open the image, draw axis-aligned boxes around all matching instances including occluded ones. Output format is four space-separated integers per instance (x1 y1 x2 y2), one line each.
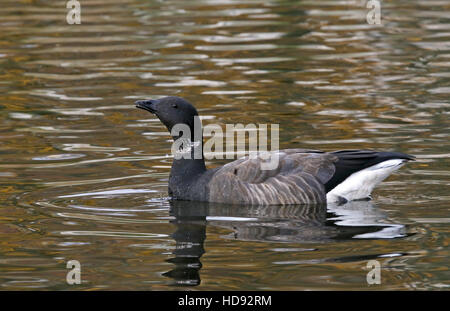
0 0 449 290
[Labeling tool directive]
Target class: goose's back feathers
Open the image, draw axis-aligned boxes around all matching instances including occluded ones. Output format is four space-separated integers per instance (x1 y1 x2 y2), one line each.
208 149 338 205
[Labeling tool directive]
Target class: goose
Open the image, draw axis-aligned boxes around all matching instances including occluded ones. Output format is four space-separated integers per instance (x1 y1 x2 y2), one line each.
135 96 414 205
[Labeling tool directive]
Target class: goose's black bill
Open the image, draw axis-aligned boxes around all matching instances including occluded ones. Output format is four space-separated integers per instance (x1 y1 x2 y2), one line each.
135 99 157 113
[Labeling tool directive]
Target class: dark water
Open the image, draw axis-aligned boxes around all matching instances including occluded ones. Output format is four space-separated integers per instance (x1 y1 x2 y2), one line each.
0 0 449 290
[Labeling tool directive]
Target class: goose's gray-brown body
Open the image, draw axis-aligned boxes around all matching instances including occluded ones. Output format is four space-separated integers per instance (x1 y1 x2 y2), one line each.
208 149 336 205
135 96 414 205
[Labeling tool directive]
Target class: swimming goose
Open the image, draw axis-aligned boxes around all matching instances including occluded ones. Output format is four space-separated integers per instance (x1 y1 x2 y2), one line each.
135 96 414 205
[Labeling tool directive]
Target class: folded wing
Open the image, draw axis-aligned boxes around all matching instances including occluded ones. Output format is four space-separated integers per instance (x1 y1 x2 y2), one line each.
208 149 338 205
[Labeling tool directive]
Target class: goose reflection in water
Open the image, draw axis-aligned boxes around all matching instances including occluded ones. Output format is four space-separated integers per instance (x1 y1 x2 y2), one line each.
163 200 407 286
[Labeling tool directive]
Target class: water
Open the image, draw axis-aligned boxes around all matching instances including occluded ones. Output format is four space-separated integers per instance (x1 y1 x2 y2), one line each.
0 0 449 290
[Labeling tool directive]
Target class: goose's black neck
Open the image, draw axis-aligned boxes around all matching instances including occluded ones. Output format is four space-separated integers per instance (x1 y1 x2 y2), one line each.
168 133 209 201
170 113 206 176
171 141 207 177
169 138 211 201
134 96 211 199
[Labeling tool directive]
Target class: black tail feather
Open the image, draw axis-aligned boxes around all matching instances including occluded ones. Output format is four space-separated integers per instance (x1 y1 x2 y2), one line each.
325 150 414 193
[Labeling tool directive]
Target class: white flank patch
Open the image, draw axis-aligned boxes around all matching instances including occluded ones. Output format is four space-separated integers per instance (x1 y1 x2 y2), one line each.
326 159 406 203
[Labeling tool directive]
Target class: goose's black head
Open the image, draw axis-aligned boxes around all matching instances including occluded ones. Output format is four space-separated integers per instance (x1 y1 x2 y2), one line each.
135 96 199 135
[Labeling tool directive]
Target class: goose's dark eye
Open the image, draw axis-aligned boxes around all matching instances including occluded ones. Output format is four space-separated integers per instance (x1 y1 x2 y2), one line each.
172 103 178 109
